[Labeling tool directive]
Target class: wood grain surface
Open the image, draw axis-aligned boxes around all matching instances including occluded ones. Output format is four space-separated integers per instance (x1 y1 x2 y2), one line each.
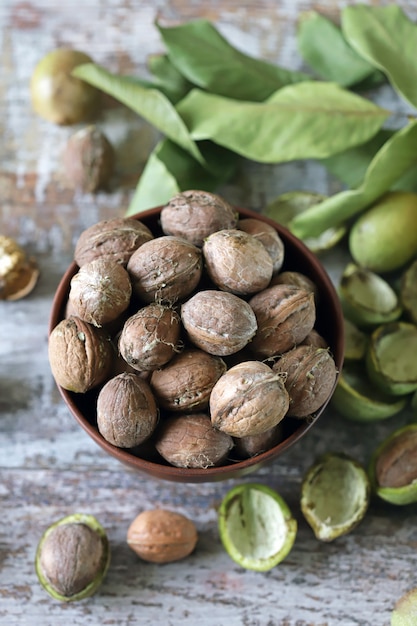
2 1 417 625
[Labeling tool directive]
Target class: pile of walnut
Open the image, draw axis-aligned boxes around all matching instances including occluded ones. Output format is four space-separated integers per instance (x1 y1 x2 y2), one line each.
48 190 337 468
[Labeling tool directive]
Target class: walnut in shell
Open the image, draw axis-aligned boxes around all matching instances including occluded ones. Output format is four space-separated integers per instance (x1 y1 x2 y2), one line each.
273 345 337 417
181 290 257 356
0 235 39 301
238 218 285 274
249 284 316 358
233 423 283 459
63 125 114 193
155 413 233 468
74 217 153 267
48 316 112 393
203 229 273 296
127 236 202 303
150 348 226 412
160 189 238 247
209 361 289 438
97 372 158 448
270 270 319 303
69 258 132 327
118 304 182 371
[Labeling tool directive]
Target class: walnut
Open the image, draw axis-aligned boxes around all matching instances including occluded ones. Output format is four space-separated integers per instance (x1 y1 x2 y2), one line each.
63 125 114 193
272 345 337 417
0 235 39 301
74 217 153 267
238 218 285 274
155 413 233 468
233 423 283 459
69 258 132 327
270 270 319 303
96 372 158 448
150 348 226 412
181 290 257 356
127 236 202 304
209 361 289 438
118 304 182 371
48 315 113 393
203 229 273 295
127 509 198 563
302 329 328 349
249 284 316 358
160 189 238 246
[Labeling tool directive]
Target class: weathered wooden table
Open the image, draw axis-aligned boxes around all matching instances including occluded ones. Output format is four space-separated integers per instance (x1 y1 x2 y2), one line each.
2 1 417 624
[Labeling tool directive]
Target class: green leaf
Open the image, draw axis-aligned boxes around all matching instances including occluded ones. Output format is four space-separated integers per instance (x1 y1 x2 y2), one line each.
126 139 238 215
73 63 204 164
147 53 192 103
177 83 389 163
157 18 310 102
290 120 417 238
298 11 384 88
342 5 417 109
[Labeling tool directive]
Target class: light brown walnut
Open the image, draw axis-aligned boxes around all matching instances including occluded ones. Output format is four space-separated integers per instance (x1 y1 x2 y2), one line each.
238 218 285 274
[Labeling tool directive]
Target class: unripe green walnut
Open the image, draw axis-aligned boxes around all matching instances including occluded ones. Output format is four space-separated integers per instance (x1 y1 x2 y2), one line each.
31 49 100 125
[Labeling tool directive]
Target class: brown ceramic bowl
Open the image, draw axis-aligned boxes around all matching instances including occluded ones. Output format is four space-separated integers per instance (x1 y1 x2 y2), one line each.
49 205 344 483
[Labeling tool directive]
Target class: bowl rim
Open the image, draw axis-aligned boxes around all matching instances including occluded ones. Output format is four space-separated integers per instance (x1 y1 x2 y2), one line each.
49 204 344 483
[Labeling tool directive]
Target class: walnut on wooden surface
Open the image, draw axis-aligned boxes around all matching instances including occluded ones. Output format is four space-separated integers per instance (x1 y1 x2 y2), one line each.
150 348 226 412
74 217 153 267
160 189 238 247
181 290 257 356
127 236 202 304
209 361 289 438
238 218 285 274
203 229 273 296
48 315 112 393
249 284 316 358
0 235 39 301
118 304 182 371
69 258 132 327
155 413 233 468
63 125 114 193
96 372 158 448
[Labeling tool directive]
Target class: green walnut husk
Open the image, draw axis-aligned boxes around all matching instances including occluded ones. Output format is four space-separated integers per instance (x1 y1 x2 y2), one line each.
366 322 417 396
264 191 346 253
218 483 297 571
349 191 417 273
35 513 110 602
300 453 370 541
331 361 407 422
400 259 417 325
339 263 402 327
343 317 368 361
391 586 417 625
369 424 417 506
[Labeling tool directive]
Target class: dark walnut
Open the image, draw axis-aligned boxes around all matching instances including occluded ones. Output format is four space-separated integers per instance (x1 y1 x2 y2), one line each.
249 284 316 358
203 229 273 296
48 315 112 393
118 304 182 372
160 189 238 247
181 290 257 356
69 258 132 327
63 125 114 193
150 348 226 412
74 217 153 267
155 413 233 468
238 218 285 274
97 372 158 448
127 236 203 304
270 270 319 303
273 345 337 418
375 429 417 489
209 360 289 438
233 423 283 459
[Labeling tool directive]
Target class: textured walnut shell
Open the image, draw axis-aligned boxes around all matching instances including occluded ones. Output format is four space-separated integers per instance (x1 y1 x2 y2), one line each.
127 236 202 303
74 217 153 267
203 229 273 295
270 270 319 303
273 345 337 418
155 413 233 468
63 125 114 193
127 509 198 563
181 290 257 356
48 316 112 393
118 304 181 371
210 361 290 438
69 258 132 327
160 189 238 247
249 284 316 358
302 329 328 349
150 348 226 412
233 423 283 459
96 372 158 448
238 218 285 274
